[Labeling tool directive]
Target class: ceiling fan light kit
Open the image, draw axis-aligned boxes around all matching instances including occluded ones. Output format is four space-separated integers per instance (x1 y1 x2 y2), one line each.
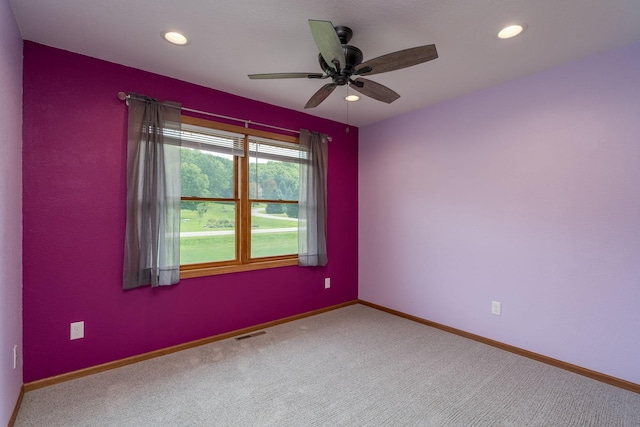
162 31 189 45
498 24 527 39
248 19 438 108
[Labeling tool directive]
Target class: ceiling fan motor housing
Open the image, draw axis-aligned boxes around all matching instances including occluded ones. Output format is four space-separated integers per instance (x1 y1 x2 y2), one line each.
318 41 363 85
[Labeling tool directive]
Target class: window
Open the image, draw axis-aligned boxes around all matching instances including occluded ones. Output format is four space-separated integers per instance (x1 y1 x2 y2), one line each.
179 116 301 278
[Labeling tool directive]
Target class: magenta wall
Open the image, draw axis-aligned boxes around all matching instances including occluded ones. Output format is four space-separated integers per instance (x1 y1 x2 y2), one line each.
0 0 23 422
359 42 640 384
22 42 358 382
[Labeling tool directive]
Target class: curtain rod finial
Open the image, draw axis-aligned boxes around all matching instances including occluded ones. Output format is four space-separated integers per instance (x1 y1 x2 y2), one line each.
117 92 128 101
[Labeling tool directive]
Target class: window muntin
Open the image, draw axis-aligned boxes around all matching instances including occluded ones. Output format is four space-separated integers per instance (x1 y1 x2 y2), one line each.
179 116 300 276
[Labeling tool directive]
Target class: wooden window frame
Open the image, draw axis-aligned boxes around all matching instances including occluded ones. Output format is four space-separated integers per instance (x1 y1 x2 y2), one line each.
180 116 299 279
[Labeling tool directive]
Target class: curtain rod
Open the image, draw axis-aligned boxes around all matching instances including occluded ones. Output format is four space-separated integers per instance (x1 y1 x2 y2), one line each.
117 92 332 141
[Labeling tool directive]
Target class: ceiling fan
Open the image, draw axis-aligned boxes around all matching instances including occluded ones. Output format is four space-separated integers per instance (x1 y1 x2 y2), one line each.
248 19 438 108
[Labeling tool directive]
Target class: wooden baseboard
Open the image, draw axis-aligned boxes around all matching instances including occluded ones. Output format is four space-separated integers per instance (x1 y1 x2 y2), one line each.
358 299 640 394
24 298 636 396
23 300 358 392
8 385 24 427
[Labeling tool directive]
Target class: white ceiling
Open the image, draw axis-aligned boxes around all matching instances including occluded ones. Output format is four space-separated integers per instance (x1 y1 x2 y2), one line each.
9 0 640 127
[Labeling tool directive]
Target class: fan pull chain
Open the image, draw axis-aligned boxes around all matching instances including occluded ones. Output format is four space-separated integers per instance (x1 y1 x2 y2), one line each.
345 85 351 133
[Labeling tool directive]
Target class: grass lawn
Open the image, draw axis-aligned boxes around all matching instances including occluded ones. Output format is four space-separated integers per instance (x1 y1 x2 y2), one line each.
251 232 297 258
180 202 298 231
181 234 236 264
180 202 298 264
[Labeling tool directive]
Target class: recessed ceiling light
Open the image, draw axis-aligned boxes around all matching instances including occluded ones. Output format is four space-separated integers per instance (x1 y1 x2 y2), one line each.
345 95 360 102
162 31 189 46
498 24 526 39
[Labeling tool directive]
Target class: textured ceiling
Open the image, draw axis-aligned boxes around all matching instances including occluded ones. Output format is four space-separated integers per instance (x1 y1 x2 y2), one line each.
9 0 640 127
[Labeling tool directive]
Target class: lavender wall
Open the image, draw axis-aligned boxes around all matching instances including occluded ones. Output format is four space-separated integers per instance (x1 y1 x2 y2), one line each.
359 42 640 385
22 42 358 383
0 0 23 422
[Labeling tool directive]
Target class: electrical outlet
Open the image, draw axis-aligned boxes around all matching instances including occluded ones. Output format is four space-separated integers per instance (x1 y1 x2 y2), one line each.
13 345 17 369
491 301 502 316
324 277 330 289
70 321 85 340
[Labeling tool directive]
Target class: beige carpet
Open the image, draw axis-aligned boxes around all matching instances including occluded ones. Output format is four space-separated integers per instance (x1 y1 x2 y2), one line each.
15 304 640 426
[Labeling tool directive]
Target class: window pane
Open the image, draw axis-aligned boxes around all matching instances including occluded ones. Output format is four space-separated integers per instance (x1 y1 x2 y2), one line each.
181 147 234 199
180 201 236 264
250 203 298 258
249 140 300 201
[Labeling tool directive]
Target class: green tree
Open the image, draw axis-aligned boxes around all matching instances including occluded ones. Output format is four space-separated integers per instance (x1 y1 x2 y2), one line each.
285 204 299 218
181 162 209 211
196 202 208 220
182 148 234 198
250 161 299 200
266 203 284 214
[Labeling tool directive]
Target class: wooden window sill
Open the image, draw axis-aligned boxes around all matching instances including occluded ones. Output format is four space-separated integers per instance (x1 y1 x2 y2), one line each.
180 258 299 279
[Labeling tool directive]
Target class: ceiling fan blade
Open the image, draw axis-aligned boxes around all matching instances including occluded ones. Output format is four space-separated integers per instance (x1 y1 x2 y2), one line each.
304 83 337 108
356 44 438 76
309 20 345 71
248 72 324 79
350 78 400 104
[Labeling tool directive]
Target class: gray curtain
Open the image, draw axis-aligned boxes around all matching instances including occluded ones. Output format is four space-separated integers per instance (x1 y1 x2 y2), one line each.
298 130 328 266
123 94 182 289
